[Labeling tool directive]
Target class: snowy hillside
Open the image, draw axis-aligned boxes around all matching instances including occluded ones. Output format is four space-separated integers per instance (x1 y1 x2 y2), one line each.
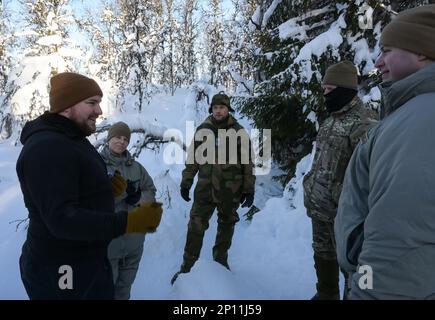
0 87 331 300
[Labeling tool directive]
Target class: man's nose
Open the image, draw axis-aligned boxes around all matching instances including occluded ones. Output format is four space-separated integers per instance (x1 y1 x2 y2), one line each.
95 103 103 116
374 55 383 69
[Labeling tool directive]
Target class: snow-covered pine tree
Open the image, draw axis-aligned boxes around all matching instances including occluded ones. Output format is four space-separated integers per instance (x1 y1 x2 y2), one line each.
78 2 121 82
1 0 81 141
202 0 226 86
77 1 126 114
0 3 9 93
175 0 198 87
225 0 258 93
0 3 14 139
115 0 164 111
236 0 426 184
158 0 178 96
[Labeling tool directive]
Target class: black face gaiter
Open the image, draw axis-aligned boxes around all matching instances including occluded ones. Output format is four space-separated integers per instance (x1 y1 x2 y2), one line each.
324 87 357 114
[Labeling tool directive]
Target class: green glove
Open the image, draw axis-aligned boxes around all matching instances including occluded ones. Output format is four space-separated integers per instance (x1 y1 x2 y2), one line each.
126 202 163 234
111 170 127 197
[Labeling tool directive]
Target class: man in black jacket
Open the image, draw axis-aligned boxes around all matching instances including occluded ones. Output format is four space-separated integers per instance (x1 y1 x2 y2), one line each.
16 72 163 300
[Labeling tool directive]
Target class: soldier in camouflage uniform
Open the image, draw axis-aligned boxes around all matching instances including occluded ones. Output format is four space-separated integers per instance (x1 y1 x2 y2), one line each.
171 92 256 285
303 61 378 299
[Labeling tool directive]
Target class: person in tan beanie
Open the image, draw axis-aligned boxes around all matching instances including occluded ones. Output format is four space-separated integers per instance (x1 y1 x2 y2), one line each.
16 72 162 300
335 5 435 299
376 4 435 84
99 121 159 300
303 60 378 300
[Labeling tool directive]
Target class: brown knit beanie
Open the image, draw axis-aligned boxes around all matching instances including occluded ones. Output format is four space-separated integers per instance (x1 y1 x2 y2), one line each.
49 72 103 113
322 61 358 90
107 122 131 142
380 5 435 60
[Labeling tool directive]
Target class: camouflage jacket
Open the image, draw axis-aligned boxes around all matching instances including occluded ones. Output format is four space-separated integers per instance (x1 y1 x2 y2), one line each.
181 114 255 204
303 96 378 221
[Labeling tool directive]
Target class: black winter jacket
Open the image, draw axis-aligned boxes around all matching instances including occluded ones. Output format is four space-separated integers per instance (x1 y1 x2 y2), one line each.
16 112 127 299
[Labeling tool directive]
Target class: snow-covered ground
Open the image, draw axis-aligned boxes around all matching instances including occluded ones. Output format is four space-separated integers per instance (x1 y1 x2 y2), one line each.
0 88 333 300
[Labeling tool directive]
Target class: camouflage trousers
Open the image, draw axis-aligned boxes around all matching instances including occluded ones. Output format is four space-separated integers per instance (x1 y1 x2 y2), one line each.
311 217 337 261
181 200 240 272
311 216 350 299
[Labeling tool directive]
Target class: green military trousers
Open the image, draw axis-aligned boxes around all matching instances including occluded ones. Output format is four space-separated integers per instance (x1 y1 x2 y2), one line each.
311 217 349 299
181 200 240 272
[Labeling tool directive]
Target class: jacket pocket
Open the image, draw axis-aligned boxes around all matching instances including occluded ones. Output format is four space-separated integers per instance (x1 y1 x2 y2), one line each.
346 222 364 267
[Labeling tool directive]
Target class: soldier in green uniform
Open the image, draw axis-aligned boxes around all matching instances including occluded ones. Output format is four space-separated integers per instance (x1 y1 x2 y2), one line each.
303 61 378 299
171 92 256 285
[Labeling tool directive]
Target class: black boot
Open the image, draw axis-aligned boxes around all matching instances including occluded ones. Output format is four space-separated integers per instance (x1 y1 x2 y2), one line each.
170 271 183 285
212 222 235 271
342 270 350 300
311 255 340 300
171 257 196 285
214 257 230 270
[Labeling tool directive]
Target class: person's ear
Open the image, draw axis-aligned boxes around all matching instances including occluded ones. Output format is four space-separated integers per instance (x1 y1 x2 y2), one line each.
58 108 71 117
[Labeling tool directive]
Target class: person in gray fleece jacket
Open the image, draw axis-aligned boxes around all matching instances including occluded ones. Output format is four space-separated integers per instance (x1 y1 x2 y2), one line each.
100 121 157 300
335 4 435 299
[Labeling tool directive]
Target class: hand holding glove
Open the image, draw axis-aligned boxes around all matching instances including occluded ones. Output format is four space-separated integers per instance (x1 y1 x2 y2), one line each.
180 187 191 202
111 170 128 197
126 202 163 234
240 193 254 208
125 180 142 205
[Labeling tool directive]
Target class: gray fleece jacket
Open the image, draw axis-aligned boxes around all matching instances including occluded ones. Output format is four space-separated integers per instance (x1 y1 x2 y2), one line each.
335 63 435 299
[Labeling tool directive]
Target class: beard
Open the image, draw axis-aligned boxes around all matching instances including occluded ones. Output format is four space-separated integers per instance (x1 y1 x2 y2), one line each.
75 120 95 136
69 112 97 136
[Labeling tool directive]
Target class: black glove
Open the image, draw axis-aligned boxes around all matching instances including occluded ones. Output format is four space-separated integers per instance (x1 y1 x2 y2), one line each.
125 180 142 205
240 193 254 208
180 187 191 202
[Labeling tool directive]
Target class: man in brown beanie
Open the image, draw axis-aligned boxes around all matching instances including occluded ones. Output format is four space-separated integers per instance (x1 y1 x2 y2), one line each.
16 72 162 300
335 4 435 299
303 61 378 299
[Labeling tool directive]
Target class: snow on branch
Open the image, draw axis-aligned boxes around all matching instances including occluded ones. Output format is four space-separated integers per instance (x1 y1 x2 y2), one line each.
262 0 282 29
93 119 187 158
278 5 334 41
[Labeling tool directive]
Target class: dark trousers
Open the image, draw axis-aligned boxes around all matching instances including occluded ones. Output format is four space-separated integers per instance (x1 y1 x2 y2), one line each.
19 253 114 300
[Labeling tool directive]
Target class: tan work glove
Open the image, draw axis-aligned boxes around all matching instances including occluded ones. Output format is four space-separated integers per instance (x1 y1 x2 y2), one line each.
111 170 128 197
126 202 163 234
